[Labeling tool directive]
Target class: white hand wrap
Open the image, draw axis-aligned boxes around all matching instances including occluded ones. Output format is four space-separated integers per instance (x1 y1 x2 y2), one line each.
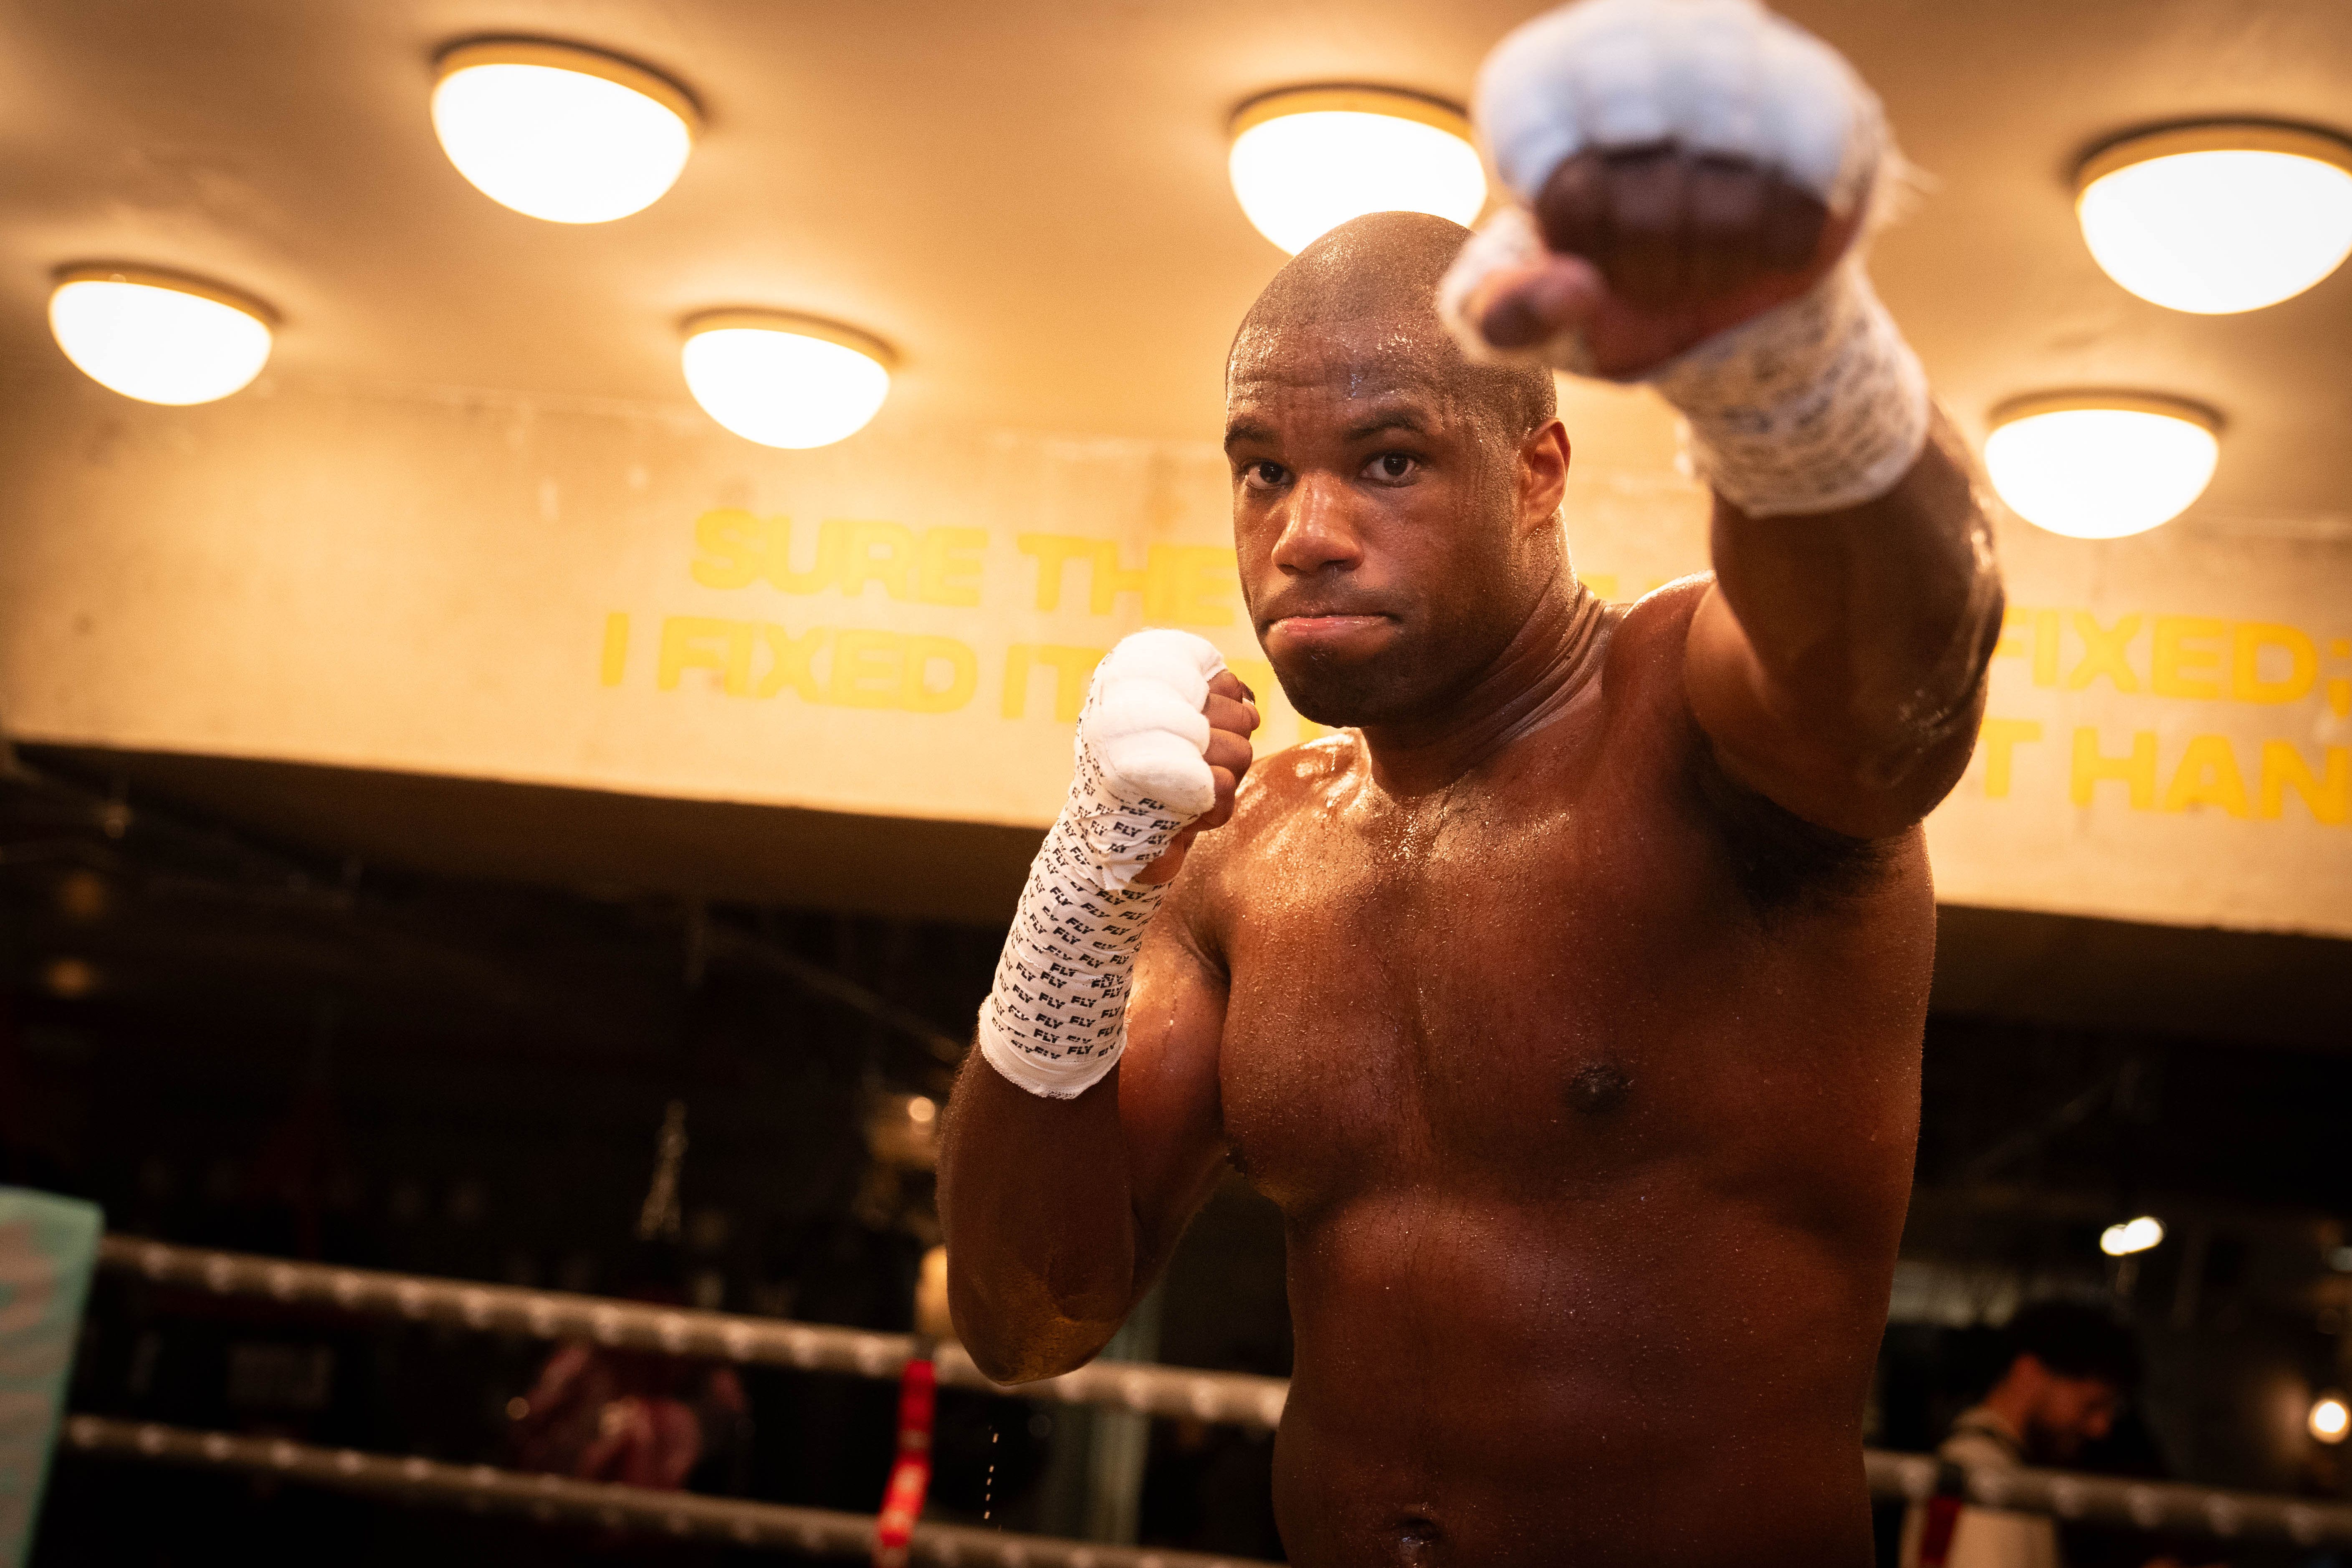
1644 257 1930 516
978 630 1227 1100
1476 0 1884 217
1442 0 1932 516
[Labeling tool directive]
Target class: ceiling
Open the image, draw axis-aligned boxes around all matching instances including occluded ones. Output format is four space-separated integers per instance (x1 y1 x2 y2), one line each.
1 0 2348 533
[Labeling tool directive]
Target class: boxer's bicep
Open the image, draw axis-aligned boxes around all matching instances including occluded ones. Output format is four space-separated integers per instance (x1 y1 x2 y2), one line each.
1116 895 1233 1285
1684 422 2001 840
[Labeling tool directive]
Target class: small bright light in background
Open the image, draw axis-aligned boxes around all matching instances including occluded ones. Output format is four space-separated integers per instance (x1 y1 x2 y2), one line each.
43 957 99 1000
56 870 110 923
1984 393 2221 540
680 311 895 449
432 40 698 223
2313 1393 2351 1444
48 268 273 405
906 1096 937 1126
2077 124 2352 314
1228 86 1487 255
2100 1215 2166 1257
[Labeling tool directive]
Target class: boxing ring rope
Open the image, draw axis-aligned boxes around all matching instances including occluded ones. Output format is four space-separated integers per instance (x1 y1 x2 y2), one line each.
1861 1450 2352 1550
97 1235 1290 1428
60 1415 1274 1568
90 1236 2352 1549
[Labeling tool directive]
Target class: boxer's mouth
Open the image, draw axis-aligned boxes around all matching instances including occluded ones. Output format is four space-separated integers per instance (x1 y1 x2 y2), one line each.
1265 612 1395 654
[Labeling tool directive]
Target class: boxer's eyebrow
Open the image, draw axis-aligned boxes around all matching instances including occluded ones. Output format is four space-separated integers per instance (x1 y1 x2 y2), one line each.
1340 410 1429 443
1222 418 1277 451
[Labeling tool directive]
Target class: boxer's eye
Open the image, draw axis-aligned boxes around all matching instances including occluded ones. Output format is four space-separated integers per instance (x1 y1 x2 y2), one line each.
1363 452 1419 483
1242 460 1288 491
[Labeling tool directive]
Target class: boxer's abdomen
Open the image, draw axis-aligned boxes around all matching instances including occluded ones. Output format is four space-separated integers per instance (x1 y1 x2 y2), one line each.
1267 1179 1887 1565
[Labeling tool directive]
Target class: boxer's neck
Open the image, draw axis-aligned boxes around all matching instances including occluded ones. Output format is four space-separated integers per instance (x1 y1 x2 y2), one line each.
1359 573 1608 797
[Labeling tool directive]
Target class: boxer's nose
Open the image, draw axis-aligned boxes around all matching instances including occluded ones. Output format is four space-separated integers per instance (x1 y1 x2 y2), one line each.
1269 474 1366 577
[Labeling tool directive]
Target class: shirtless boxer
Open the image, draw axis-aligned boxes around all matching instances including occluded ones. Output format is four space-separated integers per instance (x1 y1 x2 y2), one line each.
941 2 2003 1563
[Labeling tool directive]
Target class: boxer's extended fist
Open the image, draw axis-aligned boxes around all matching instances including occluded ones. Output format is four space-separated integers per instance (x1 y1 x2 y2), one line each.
1075 630 1257 889
1447 0 1887 378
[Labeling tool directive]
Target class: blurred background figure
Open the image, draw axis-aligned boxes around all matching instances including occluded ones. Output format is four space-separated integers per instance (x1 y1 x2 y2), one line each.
507 1235 752 1492
1901 1302 2220 1568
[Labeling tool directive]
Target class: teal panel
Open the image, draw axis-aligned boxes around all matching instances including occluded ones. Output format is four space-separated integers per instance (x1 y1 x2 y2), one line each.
0 1189 103 1568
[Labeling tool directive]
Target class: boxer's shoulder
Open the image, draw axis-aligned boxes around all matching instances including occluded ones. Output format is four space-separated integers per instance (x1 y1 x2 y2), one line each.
1184 729 1361 873
1590 573 1712 726
1583 574 1903 909
1162 728 1360 953
1603 571 1711 643
1235 728 1363 831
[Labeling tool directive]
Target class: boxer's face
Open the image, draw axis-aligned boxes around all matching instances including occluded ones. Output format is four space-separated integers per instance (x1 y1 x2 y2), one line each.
1224 317 1554 726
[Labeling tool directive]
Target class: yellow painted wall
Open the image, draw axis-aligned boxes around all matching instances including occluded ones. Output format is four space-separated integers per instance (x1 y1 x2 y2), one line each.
2 375 2346 937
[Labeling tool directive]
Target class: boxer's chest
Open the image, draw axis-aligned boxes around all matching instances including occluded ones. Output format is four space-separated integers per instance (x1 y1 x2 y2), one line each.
1212 756 1756 1209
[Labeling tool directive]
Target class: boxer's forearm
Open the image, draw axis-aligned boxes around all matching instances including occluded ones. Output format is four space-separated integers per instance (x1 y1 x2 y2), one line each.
938 630 1243 1382
938 1058 1144 1383
942 938 1229 1383
1687 415 2003 838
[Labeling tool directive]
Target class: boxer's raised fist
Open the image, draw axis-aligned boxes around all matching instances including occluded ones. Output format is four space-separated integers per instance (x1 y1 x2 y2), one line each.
1072 630 1257 889
1444 0 1888 379
1133 665 1257 885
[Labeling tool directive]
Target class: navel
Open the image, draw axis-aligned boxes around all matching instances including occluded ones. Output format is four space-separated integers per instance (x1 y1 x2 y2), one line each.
1389 1514 1443 1563
1565 1062 1632 1115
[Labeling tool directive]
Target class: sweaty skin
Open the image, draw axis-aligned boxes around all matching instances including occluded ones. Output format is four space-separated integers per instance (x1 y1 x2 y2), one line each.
943 200 2000 1567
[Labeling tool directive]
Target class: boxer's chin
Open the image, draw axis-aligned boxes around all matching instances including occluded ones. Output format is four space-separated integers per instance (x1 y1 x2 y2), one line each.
1269 649 1419 729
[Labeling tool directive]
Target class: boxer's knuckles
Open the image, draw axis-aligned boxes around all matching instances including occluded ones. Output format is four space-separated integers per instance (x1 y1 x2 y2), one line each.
1132 679 1257 884
1533 146 1831 312
1204 674 1262 802
1198 697 1258 825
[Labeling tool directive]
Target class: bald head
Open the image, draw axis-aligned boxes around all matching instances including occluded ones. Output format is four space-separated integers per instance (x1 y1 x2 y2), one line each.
1229 211 1555 440
1222 211 1574 730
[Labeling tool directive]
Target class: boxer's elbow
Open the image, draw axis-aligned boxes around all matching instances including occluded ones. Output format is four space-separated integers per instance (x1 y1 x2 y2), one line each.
949 1265 1127 1385
1842 564 2005 814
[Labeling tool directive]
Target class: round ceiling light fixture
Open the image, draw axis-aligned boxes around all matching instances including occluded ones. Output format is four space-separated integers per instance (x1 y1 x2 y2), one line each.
48 266 275 405
432 40 699 223
2076 122 2352 314
1228 86 1487 255
1984 393 2222 541
680 311 895 449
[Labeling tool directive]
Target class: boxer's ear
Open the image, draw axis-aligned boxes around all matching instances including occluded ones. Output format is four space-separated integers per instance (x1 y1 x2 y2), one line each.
1516 419 1572 534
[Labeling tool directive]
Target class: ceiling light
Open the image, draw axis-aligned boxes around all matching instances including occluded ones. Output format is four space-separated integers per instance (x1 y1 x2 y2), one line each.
1984 394 2221 540
2099 1215 2166 1257
2076 123 2352 313
2313 1393 2350 1444
680 311 895 449
48 267 273 405
432 40 698 223
1228 86 1487 255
